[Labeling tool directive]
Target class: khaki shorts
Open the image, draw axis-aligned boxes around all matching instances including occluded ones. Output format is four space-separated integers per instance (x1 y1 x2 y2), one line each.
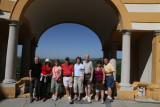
73 77 84 93
63 77 72 88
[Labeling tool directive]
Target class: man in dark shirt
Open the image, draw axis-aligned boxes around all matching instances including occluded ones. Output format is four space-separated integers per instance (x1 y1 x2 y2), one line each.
29 56 42 103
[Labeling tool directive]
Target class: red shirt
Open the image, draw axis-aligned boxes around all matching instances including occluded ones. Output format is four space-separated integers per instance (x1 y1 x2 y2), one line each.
41 65 52 75
61 63 74 76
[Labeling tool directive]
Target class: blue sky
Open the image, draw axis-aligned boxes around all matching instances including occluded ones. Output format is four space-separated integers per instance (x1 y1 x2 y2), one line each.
18 23 122 59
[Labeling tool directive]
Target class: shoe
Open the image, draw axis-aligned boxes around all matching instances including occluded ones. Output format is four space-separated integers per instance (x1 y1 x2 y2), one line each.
54 96 58 101
107 96 113 101
30 98 34 103
51 95 55 100
95 95 99 101
35 97 39 101
73 95 78 101
77 96 81 101
43 98 47 102
68 96 72 103
101 99 104 104
87 96 92 103
83 96 88 100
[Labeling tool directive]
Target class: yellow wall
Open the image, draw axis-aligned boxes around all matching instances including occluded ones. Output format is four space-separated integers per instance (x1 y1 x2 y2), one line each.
0 0 16 12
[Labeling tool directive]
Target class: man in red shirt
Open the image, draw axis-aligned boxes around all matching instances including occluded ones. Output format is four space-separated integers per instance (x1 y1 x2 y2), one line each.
61 57 74 103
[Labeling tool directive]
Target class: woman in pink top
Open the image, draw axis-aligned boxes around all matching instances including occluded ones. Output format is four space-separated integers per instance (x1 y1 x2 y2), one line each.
51 59 62 101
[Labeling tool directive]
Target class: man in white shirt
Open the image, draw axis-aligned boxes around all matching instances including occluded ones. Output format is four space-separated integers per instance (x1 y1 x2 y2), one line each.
83 54 93 103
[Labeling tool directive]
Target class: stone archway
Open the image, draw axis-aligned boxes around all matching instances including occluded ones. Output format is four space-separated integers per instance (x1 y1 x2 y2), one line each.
10 0 131 29
2 0 122 82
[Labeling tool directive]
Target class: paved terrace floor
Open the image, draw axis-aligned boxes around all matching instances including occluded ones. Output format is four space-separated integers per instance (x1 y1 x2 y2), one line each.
0 97 160 107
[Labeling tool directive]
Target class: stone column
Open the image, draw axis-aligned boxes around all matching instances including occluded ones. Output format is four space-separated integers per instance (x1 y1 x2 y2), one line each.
3 22 19 83
152 30 160 84
120 30 132 90
21 38 31 77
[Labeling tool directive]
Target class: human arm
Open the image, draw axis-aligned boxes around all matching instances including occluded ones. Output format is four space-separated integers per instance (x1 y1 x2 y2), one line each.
90 62 94 82
71 65 74 82
28 65 32 81
56 67 62 80
102 68 105 84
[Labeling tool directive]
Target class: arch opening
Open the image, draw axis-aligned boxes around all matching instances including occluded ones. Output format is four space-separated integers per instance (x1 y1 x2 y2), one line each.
36 23 103 59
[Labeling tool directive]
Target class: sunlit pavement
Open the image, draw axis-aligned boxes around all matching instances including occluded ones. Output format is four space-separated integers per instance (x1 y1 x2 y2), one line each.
0 97 160 107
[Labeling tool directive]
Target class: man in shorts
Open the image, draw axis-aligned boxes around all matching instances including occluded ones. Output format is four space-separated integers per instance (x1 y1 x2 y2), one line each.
61 57 74 103
83 54 94 103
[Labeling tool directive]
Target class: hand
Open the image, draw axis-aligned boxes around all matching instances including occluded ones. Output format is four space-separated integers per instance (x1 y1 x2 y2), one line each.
102 80 105 84
71 77 73 83
89 78 92 82
29 77 32 81
79 77 84 81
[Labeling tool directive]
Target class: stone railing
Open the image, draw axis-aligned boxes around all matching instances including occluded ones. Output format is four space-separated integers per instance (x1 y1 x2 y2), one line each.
16 77 30 98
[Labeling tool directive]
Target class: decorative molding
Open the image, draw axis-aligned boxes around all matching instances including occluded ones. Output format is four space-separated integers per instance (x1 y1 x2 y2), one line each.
132 23 160 30
125 4 160 12
121 0 160 4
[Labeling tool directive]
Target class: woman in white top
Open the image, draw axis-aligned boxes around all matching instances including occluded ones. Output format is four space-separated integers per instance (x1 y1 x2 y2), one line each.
73 56 85 101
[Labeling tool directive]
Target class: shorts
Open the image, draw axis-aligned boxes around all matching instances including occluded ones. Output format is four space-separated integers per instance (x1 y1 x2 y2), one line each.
95 80 104 91
84 74 91 85
105 75 114 89
63 77 73 88
73 77 84 93
50 78 61 93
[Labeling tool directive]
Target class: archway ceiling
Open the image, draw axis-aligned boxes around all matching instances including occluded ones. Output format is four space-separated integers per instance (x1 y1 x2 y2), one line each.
23 0 119 46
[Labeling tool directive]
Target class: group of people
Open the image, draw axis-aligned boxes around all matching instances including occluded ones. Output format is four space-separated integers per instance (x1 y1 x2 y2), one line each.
29 54 116 104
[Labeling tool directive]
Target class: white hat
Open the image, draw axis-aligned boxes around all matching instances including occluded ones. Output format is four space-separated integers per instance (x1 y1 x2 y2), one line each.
45 58 50 62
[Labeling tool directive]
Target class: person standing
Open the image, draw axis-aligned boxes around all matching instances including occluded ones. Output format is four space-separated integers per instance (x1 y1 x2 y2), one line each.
103 58 116 101
29 56 42 103
40 58 52 102
73 57 85 101
83 54 94 103
51 59 62 101
94 61 105 103
61 57 74 103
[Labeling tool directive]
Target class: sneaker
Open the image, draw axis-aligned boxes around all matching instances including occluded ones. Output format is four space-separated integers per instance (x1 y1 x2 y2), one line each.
43 98 47 102
95 95 99 101
77 96 81 101
52 96 57 101
51 95 55 100
83 96 88 100
54 96 58 101
73 95 78 101
68 96 72 103
101 99 104 104
30 98 34 103
87 96 92 103
107 96 113 100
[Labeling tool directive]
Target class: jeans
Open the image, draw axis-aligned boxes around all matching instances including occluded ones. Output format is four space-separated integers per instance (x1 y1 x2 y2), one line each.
29 78 40 99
